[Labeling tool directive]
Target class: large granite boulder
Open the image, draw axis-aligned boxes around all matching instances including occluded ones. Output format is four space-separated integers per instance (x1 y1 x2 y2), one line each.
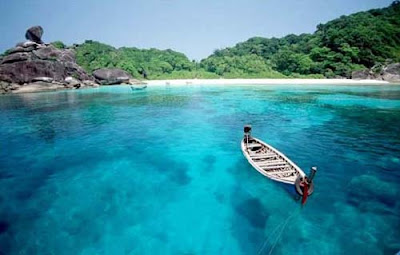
381 63 400 82
64 76 81 88
25 26 44 44
351 63 400 83
31 45 76 62
0 26 97 93
351 69 376 80
93 68 132 85
0 56 92 84
33 45 61 60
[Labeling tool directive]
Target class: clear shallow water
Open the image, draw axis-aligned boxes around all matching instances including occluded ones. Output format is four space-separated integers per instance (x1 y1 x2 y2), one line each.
0 84 399 255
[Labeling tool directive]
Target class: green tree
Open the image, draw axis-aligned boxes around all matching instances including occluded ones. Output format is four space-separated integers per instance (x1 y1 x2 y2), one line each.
50 41 66 49
67 1 400 79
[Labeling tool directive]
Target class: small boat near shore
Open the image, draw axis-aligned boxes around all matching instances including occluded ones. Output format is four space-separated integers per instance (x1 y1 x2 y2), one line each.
130 84 147 91
241 125 316 203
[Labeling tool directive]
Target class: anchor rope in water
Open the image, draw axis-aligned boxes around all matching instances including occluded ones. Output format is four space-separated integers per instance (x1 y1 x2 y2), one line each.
257 219 286 255
257 208 301 255
267 210 299 255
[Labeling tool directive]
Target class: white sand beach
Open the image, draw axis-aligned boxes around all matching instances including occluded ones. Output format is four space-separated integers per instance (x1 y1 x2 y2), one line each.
146 78 390 86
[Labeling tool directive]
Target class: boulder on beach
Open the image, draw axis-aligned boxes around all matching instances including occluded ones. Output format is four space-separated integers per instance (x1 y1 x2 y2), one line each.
12 81 65 93
351 69 376 80
381 63 400 82
93 68 132 85
351 63 400 83
83 80 100 87
25 26 44 44
64 76 81 88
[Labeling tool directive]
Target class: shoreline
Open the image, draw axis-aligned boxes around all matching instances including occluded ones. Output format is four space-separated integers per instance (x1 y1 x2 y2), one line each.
145 78 391 86
1 78 396 95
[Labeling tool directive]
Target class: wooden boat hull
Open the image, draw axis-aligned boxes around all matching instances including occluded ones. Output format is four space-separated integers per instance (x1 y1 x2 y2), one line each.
130 85 147 90
241 137 305 185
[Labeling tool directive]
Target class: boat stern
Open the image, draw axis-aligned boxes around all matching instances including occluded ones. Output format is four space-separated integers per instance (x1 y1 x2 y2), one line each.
243 124 252 143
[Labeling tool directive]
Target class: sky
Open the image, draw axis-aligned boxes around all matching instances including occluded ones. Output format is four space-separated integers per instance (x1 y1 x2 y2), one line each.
0 0 395 60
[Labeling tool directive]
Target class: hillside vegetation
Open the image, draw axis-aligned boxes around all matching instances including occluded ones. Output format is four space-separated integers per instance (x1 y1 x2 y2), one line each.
202 1 400 78
74 41 218 79
72 1 400 79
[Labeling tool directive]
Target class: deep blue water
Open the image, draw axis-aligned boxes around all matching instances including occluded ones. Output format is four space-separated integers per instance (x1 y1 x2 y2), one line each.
0 84 399 255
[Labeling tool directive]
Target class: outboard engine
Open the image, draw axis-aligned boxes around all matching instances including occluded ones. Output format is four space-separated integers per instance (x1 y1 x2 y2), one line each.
295 166 317 205
244 125 252 143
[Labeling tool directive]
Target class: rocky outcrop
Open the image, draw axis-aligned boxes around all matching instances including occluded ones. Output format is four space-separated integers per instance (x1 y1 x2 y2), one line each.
351 69 376 80
64 76 81 88
0 26 99 94
93 68 132 85
381 63 400 82
0 45 92 84
12 82 66 94
92 68 145 85
352 63 400 83
83 80 99 87
32 77 54 83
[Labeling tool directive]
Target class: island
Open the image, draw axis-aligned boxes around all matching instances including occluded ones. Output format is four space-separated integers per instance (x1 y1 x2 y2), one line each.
0 1 399 93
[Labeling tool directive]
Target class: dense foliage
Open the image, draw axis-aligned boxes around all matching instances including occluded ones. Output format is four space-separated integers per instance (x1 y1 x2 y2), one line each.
202 1 400 78
74 41 218 79
50 41 66 49
68 1 400 79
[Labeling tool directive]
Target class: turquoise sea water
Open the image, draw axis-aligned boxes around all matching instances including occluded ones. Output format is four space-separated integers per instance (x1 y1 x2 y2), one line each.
0 84 400 255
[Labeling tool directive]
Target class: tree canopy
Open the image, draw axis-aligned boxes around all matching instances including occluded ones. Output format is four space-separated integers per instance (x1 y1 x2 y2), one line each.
74 41 212 79
202 1 400 78
70 1 400 79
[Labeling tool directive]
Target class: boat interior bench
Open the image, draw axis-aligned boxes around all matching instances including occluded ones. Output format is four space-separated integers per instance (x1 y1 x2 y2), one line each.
266 170 296 174
250 154 277 159
246 143 263 149
257 160 286 166
262 164 291 170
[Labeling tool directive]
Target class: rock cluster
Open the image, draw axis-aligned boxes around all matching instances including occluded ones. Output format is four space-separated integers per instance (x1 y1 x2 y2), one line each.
351 63 400 83
93 68 131 85
0 26 99 93
381 63 400 82
93 68 144 85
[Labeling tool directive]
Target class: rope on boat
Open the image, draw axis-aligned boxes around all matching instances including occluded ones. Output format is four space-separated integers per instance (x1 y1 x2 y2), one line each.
257 208 301 255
